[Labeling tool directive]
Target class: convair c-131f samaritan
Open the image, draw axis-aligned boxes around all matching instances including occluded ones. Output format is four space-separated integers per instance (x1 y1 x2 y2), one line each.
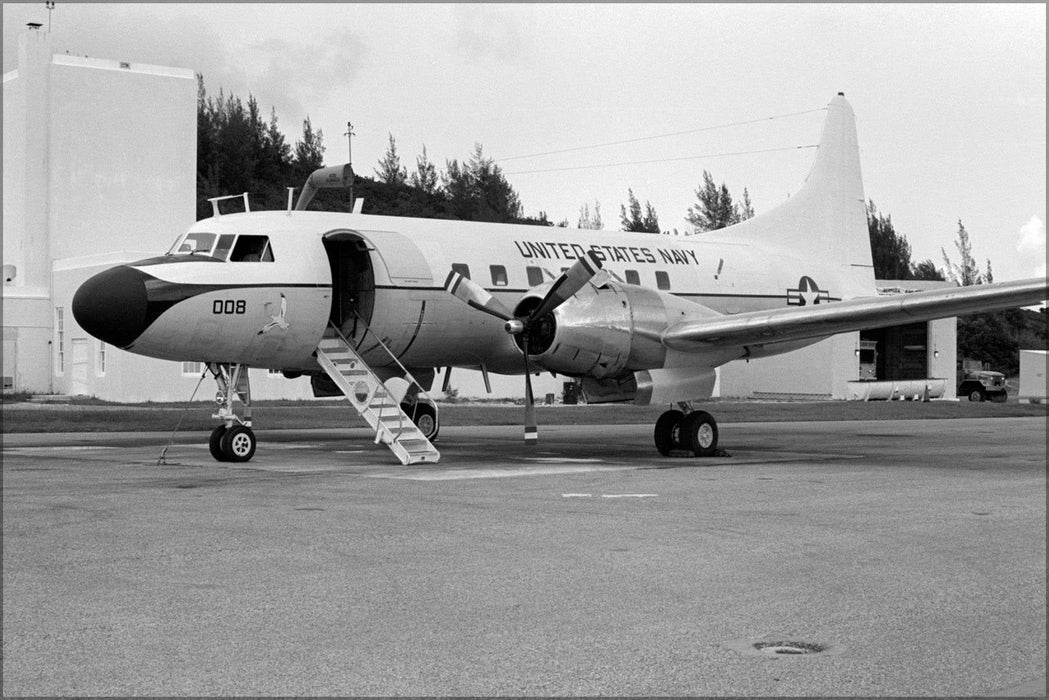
72 94 1047 464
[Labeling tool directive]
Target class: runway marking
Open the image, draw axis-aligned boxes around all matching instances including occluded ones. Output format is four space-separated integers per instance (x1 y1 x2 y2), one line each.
368 465 635 481
3 445 115 454
562 493 659 499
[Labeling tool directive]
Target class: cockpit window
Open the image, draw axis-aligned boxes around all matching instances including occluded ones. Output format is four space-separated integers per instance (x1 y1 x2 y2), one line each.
212 234 237 261
230 235 275 262
172 232 217 255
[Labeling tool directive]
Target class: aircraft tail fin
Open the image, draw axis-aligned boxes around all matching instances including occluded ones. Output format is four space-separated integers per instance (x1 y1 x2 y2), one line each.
728 93 876 299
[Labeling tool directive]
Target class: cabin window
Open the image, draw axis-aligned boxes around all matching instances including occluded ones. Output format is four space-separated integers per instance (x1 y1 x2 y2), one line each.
212 234 237 261
625 269 640 285
173 232 216 255
490 265 508 287
655 270 671 290
230 235 274 262
452 263 470 279
526 266 544 286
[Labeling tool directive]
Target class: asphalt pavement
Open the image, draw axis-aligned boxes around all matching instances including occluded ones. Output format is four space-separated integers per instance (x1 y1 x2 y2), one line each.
2 417 1045 696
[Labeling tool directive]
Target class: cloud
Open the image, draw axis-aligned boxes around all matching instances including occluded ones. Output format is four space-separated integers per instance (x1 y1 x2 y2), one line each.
453 5 530 66
1016 215 1046 253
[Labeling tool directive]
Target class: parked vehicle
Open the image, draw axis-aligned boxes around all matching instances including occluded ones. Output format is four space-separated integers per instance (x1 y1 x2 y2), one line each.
958 359 1008 402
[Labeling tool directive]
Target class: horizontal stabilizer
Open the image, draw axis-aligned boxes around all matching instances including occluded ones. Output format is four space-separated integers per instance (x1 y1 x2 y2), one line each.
662 277 1048 351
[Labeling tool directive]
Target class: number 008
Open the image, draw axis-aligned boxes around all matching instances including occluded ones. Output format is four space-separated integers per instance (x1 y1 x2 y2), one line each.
213 300 247 315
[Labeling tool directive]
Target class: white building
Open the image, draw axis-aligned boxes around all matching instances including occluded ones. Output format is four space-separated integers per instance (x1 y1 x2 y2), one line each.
2 24 315 402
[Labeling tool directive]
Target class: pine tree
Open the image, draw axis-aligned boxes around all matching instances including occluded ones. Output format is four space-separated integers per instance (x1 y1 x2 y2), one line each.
410 145 439 195
867 200 913 279
375 133 408 186
686 171 739 232
941 220 985 286
620 189 660 233
293 116 325 181
578 201 603 230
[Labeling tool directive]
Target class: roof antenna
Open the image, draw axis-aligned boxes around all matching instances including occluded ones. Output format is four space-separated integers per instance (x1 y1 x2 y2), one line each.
45 1 55 33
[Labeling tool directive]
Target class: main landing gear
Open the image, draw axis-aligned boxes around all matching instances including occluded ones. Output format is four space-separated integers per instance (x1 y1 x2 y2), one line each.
654 404 720 457
207 362 257 463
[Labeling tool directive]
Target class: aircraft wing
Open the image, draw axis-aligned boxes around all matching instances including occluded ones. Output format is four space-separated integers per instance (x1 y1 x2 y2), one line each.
661 277 1048 351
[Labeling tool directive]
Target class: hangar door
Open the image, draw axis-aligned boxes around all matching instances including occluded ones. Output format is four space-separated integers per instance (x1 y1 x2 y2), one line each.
860 321 929 380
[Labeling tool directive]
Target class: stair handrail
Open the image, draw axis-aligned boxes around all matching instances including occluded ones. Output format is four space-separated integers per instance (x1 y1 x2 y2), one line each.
327 319 438 439
341 314 439 416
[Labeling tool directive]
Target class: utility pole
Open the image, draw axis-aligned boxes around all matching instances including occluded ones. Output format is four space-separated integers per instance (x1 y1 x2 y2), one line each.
343 121 355 211
46 1 55 32
343 122 354 166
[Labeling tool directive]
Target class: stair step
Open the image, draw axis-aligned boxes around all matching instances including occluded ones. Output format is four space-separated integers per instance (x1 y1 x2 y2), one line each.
316 328 439 466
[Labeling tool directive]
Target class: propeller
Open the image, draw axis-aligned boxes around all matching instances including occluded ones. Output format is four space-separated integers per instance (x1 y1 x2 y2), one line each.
443 251 603 444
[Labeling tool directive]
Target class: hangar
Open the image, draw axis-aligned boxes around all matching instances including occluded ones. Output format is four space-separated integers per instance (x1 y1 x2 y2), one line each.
2 25 957 404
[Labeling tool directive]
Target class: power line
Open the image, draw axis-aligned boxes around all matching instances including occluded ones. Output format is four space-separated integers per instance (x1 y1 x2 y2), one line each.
497 107 827 162
503 144 818 176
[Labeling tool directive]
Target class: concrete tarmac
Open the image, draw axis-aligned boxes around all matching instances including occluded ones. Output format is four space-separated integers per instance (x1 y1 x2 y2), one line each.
2 417 1046 696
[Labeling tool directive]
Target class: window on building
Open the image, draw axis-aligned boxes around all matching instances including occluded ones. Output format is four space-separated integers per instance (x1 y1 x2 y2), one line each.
490 265 508 286
625 269 640 285
655 271 671 290
451 263 470 279
55 307 65 374
230 235 274 262
97 342 106 376
181 361 203 376
526 266 544 286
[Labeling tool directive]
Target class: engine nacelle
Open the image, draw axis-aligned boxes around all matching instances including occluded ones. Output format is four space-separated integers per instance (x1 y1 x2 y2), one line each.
513 280 719 379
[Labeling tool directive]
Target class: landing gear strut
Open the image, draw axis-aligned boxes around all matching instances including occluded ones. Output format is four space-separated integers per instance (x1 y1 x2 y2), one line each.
654 403 719 457
208 363 257 462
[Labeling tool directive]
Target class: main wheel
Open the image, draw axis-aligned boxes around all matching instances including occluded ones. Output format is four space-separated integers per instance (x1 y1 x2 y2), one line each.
209 425 229 462
968 388 985 402
654 409 685 456
402 401 439 441
220 425 257 463
682 410 719 457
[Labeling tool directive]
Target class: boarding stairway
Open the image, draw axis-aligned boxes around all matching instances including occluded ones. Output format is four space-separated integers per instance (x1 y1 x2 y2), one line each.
314 323 440 465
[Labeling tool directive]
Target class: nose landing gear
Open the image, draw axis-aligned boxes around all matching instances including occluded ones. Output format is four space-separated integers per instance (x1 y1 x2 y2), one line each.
654 404 720 457
208 363 257 462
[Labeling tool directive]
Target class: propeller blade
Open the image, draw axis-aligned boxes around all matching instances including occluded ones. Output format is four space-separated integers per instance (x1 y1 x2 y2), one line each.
444 270 514 322
526 250 603 324
522 337 538 445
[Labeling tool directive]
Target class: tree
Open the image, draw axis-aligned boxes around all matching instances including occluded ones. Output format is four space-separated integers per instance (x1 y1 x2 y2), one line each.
620 189 660 233
739 188 755 221
293 116 325 182
910 259 945 281
867 200 913 279
578 201 603 230
410 145 439 195
467 144 522 223
375 133 408 187
686 170 739 232
941 220 989 286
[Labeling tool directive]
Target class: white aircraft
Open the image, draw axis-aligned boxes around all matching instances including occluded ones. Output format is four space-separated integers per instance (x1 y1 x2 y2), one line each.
72 93 1047 464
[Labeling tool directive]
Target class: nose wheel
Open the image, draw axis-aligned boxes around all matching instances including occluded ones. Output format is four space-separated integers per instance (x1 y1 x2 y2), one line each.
654 407 719 457
207 362 258 463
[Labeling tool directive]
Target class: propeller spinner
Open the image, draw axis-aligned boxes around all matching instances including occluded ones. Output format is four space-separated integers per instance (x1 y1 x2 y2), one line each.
443 251 603 444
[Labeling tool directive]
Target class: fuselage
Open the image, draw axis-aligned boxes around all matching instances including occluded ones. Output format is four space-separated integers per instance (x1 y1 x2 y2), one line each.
72 209 848 380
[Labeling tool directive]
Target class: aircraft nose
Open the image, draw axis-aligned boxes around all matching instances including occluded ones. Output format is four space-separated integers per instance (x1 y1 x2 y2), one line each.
72 265 150 348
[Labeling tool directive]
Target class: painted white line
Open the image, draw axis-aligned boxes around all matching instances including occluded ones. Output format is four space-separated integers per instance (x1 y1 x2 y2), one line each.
601 494 659 499
562 493 593 498
368 465 635 481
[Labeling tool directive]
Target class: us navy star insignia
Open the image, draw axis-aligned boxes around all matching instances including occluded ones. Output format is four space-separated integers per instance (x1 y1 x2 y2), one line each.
787 276 830 306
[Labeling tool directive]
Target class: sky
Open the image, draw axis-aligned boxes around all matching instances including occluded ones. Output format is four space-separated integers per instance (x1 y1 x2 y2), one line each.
4 3 1046 282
